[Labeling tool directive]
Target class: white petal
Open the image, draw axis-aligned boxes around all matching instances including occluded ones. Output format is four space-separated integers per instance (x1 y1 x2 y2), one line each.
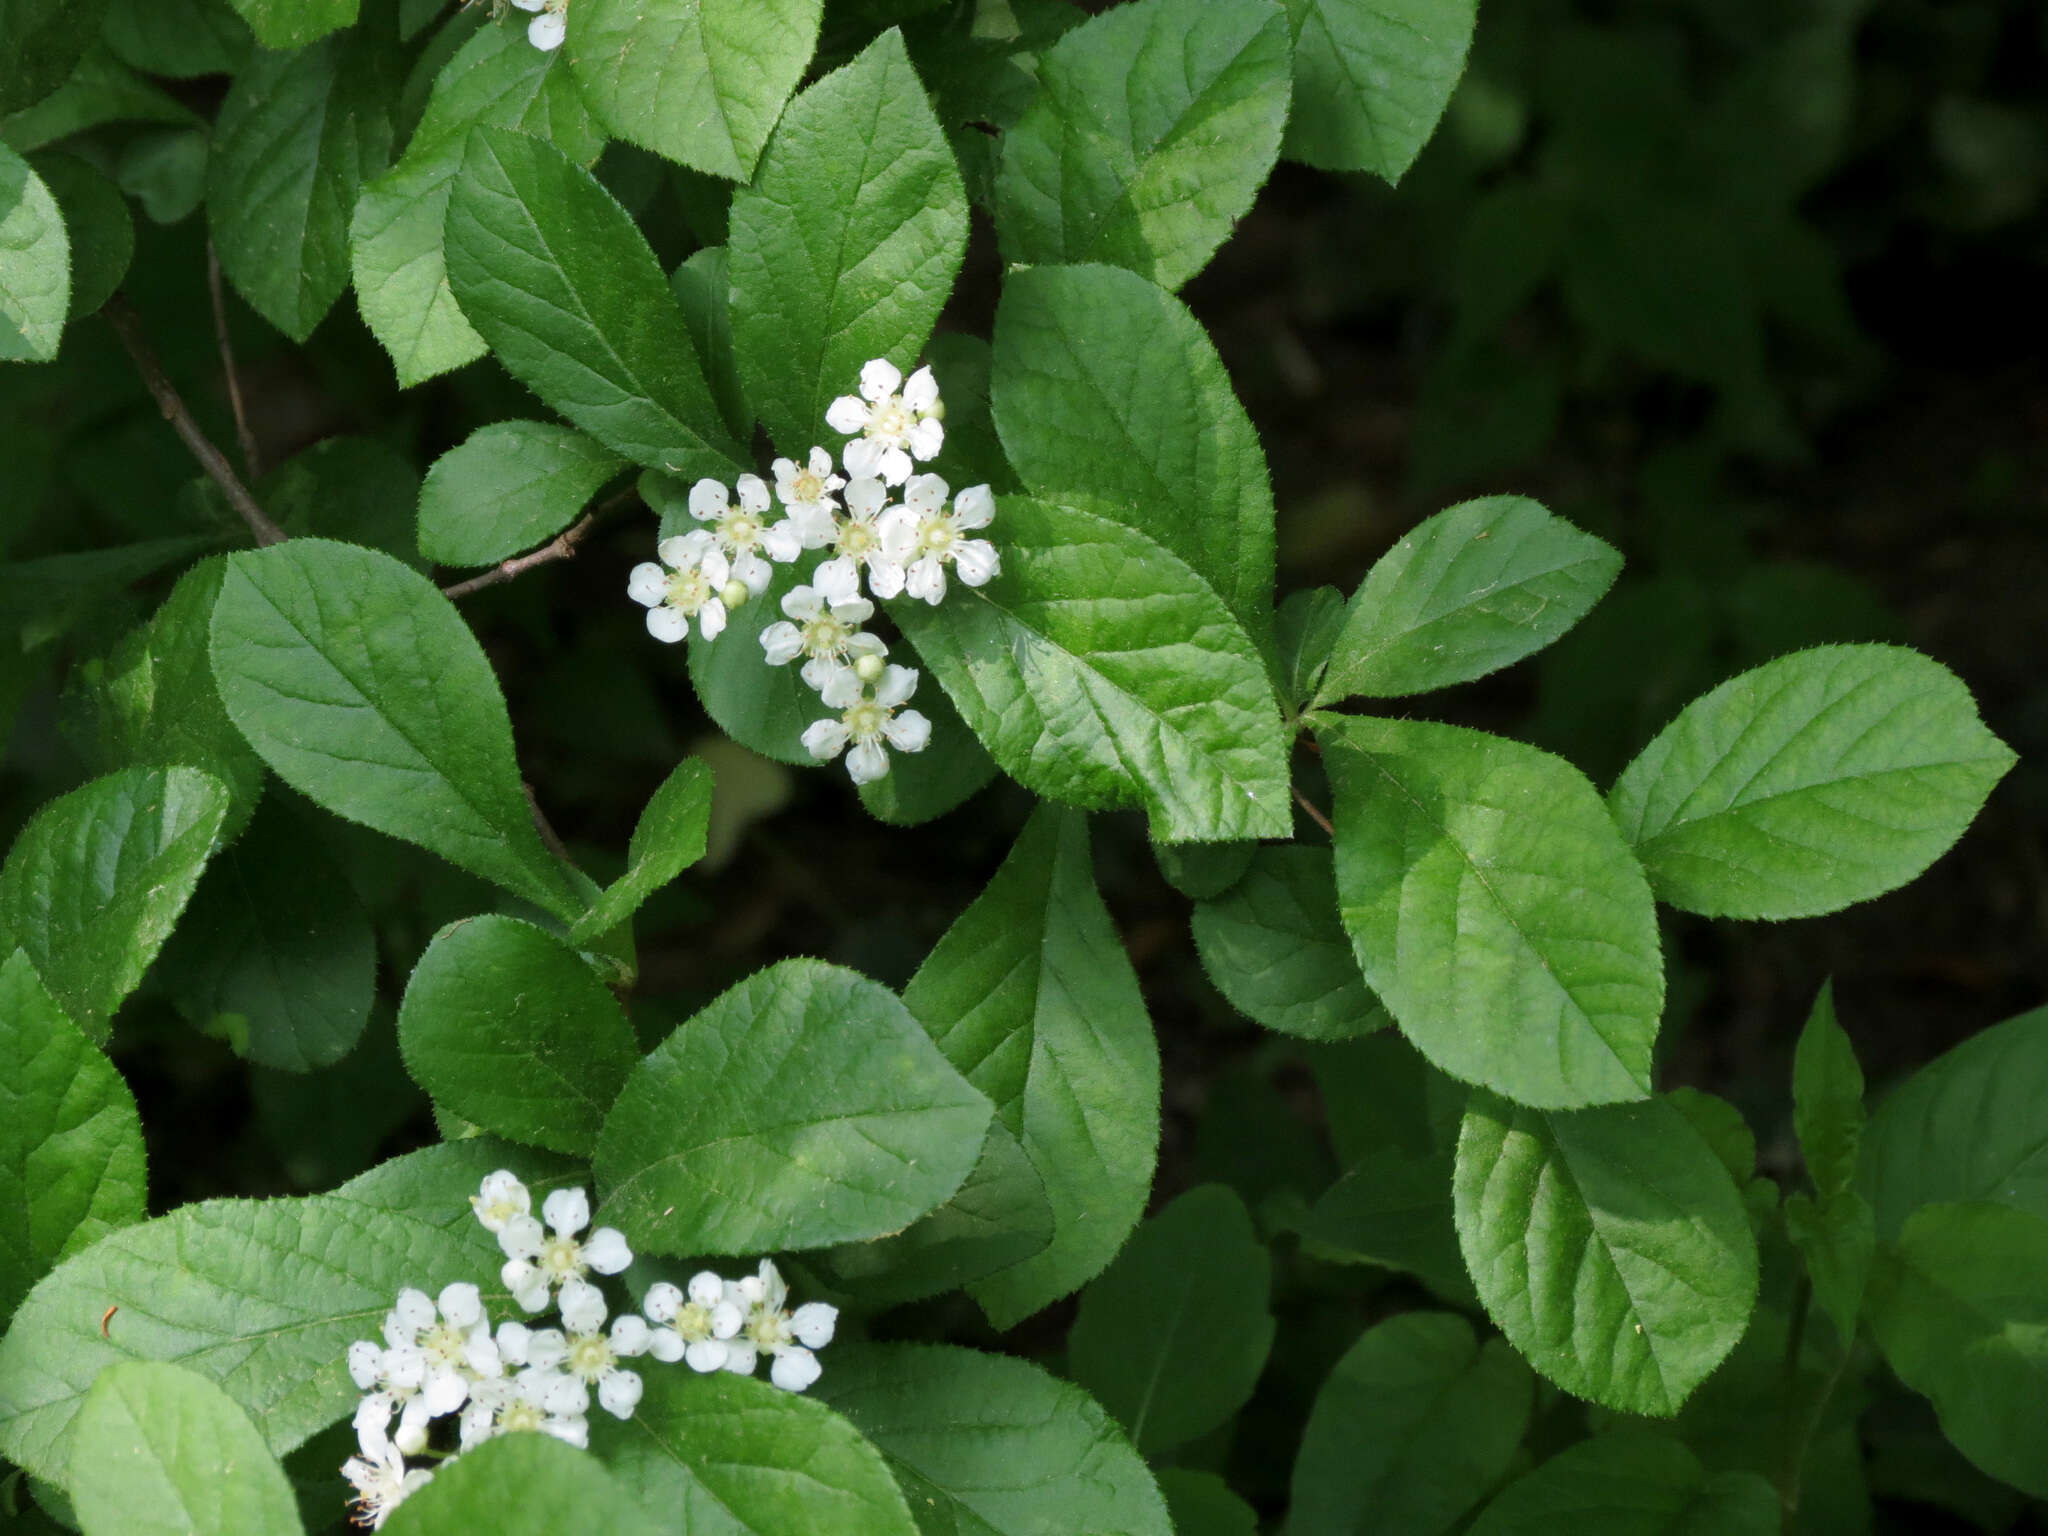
761 621 805 666
354 1393 395 1456
760 519 803 563
770 1348 823 1392
790 503 836 548
559 1277 607 1334
802 718 849 762
348 1341 383 1390
789 1302 838 1349
721 1339 759 1375
647 1327 685 1363
646 606 689 644
844 475 888 517
882 709 931 754
459 1401 496 1451
642 1282 683 1325
736 474 771 512
423 1365 469 1417
438 1282 482 1329
952 539 999 586
699 547 731 586
688 479 728 520
807 445 837 476
800 655 832 691
583 1226 632 1274
513 1272 554 1315
813 559 863 607
859 357 902 400
734 550 773 597
876 507 919 564
846 631 888 662
825 395 869 434
524 1329 569 1371
907 418 944 461
814 556 859 598
903 365 939 413
818 665 863 709
528 9 565 48
382 1347 426 1392
685 1338 729 1373
952 484 995 528
906 556 946 605
496 1321 533 1366
878 445 913 486
842 438 884 480
464 1333 503 1379
865 559 906 600
905 473 949 514
533 1369 587 1415
688 1271 726 1309
771 457 799 493
846 738 890 784
875 664 918 709
498 1213 544 1260
627 563 667 606
709 1299 744 1340
395 1396 433 1456
610 1315 652 1357
598 1369 643 1419
546 1415 590 1449
542 1187 590 1238
509 0 544 10
698 599 728 642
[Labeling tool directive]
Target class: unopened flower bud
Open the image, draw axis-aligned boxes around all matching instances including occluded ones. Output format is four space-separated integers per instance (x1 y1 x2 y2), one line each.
854 652 886 684
720 579 751 611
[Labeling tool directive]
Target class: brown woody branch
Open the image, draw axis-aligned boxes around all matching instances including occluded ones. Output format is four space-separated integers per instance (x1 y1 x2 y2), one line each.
441 513 600 600
206 244 262 480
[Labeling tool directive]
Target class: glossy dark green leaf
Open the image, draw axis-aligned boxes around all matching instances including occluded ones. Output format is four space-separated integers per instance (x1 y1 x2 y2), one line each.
1465 1431 1779 1535
1192 845 1388 1040
668 246 750 441
224 0 353 49
569 758 712 942
418 422 625 568
383 1430 658 1536
1304 1147 1473 1307
0 0 109 116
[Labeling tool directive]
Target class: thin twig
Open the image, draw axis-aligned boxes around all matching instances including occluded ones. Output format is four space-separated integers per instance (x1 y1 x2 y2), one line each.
103 295 286 548
442 512 600 600
524 783 574 869
206 243 261 480
1293 785 1335 837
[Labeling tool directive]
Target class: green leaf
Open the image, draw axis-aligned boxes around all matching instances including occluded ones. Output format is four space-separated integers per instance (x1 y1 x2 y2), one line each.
729 28 966 457
0 766 228 1041
352 23 605 389
1154 840 1254 900
1465 1431 1780 1535
442 126 739 474
1279 0 1477 181
1865 1201 2048 1500
0 142 68 362
815 1344 1173 1536
32 154 129 318
569 759 712 943
854 672 1000 828
263 436 427 571
1156 1471 1257 1536
990 266 1276 654
101 0 251 79
1320 715 1663 1109
1607 645 2015 920
1278 585 1347 712
1303 1147 1473 1307
418 422 625 568
894 498 1289 844
1859 1003 2048 1241
1192 845 1388 1040
669 246 750 441
1793 981 1863 1205
0 1194 485 1484
208 34 393 342
1068 1185 1273 1454
1453 1091 1760 1416
993 0 1290 291
223 0 354 50
569 0 822 182
69 1362 304 1536
155 797 375 1073
384 1431 657 1536
62 559 266 843
1289 1312 1532 1536
398 915 638 1156
1318 497 1622 703
0 952 145 1321
595 958 991 1255
207 539 586 921
0 0 108 116
592 1368 912 1533
1784 1190 1874 1347
902 807 1160 1328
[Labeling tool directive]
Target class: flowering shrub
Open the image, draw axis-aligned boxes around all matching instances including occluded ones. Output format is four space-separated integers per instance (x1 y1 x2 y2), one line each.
0 0 2037 1533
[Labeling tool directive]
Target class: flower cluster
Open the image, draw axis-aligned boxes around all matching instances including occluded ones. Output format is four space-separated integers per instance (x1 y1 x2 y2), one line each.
338 1170 837 1529
627 358 1000 785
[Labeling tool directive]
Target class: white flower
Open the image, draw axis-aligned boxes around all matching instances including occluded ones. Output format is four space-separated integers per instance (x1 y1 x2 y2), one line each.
342 1401 435 1530
548 1277 648 1419
772 447 845 547
880 477 999 606
374 1284 502 1429
815 476 907 600
758 563 888 690
509 0 567 51
825 360 943 485
629 532 733 644
801 664 931 784
469 1169 530 1234
688 474 802 595
732 1260 838 1392
643 1272 745 1374
457 1369 589 1452
498 1188 632 1314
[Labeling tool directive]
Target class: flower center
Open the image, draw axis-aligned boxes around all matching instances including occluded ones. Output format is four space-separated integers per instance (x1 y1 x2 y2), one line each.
792 470 823 502
567 1334 614 1382
919 520 956 554
838 521 877 558
500 1398 545 1434
474 1193 520 1226
844 703 885 741
666 570 710 614
720 513 758 548
677 1302 714 1343
419 1322 466 1369
871 402 909 442
539 1234 583 1279
801 616 847 655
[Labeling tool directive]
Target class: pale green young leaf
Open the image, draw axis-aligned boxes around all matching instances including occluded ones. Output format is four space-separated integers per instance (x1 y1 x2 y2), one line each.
0 953 145 1321
1607 645 2015 920
994 0 1290 291
1453 1091 1760 1416
815 1344 1173 1536
0 1194 487 1483
668 246 750 442
1068 1185 1274 1454
1859 1003 2048 1241
155 798 374 1073
591 1367 911 1534
902 807 1160 1328
1290 1313 1532 1536
1793 980 1864 1205
893 498 1290 844
1318 497 1623 703
729 27 966 456
569 758 713 943
384 1431 658 1536
1278 585 1347 712
1465 1431 1779 1535
1865 1200 2048 1500
1320 715 1663 1109
69 1362 304 1536
207 539 586 922
223 0 354 50
399 916 639 1156
352 24 604 388
1279 0 1477 181
569 0 821 181
595 958 991 1255
441 127 740 474
1192 845 1389 1040
0 143 68 362
0 766 228 1041
1303 1148 1473 1307
208 35 392 342
990 266 1276 655
418 422 625 568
